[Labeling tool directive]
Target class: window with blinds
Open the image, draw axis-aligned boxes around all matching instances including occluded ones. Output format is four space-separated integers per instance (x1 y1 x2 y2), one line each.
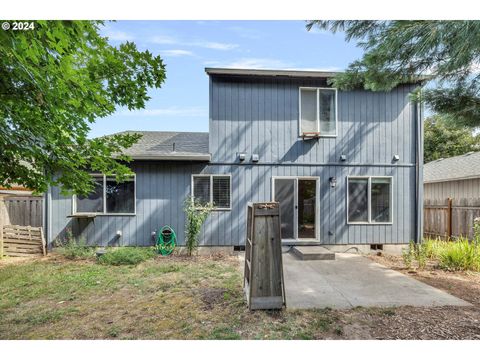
192 175 231 210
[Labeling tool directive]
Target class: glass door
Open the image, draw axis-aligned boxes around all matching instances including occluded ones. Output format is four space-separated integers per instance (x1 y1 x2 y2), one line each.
273 177 318 241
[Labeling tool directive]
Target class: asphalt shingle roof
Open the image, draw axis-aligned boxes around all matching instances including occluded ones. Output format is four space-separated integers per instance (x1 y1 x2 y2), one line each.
113 131 210 161
424 151 480 183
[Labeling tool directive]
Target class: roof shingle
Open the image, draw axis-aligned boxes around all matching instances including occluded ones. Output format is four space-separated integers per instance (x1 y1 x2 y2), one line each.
424 151 480 183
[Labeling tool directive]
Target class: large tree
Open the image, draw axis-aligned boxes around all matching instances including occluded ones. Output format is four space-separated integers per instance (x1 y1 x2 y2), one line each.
306 21 480 128
0 21 165 195
424 115 480 163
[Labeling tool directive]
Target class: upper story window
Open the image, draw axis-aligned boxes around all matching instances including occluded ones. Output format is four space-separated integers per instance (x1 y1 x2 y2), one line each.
73 174 136 215
347 176 392 224
299 87 337 137
192 174 231 210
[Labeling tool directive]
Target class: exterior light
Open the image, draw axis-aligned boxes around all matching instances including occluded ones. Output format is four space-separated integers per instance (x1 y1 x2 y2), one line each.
238 152 246 161
393 154 400 161
251 154 259 162
340 154 346 162
329 177 337 188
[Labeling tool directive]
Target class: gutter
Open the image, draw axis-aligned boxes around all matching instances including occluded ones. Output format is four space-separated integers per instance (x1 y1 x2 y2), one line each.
130 154 211 161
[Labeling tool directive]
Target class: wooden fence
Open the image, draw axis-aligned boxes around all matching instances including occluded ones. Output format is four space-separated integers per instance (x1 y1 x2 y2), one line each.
424 198 480 239
0 196 43 227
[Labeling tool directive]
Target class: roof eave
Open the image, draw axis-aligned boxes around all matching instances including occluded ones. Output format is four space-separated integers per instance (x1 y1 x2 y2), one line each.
424 174 480 184
205 67 340 78
130 154 211 161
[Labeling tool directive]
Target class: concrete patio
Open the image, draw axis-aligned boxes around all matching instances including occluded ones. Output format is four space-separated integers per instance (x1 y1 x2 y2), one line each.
283 252 470 309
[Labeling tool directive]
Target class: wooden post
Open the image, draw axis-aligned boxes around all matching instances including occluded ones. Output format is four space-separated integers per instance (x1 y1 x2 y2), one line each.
0 226 3 258
447 198 453 240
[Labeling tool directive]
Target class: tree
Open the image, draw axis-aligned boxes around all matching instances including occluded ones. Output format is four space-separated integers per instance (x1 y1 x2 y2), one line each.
0 21 166 195
306 21 480 127
424 115 480 163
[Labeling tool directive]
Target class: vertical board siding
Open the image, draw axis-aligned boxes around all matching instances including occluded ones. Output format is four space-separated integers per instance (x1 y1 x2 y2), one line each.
424 179 480 201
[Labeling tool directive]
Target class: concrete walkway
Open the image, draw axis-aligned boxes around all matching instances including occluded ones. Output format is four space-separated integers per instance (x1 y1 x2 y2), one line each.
283 252 470 309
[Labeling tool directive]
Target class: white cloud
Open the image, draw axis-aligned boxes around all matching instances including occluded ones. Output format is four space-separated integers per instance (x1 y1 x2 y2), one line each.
204 58 293 69
161 49 195 57
104 30 135 42
228 26 263 40
150 35 178 44
148 35 238 51
120 106 207 118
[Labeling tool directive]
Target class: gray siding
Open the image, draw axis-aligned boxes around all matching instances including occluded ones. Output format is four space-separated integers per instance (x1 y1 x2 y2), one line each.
424 178 480 201
48 75 421 247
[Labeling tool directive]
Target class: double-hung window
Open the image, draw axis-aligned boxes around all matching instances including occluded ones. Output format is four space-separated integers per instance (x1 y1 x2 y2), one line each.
192 175 231 210
73 174 136 215
347 176 392 224
299 87 337 136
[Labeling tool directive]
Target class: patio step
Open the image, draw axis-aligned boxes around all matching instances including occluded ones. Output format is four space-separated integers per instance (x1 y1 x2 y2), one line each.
291 246 336 261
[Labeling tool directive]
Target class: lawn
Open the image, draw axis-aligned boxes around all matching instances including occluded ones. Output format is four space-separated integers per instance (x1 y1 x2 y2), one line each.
0 252 479 339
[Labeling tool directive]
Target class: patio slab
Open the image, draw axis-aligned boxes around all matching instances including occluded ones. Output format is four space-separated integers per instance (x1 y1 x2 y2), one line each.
283 252 471 309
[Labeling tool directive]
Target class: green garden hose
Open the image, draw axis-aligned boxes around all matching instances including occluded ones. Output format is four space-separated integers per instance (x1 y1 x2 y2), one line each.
156 225 176 256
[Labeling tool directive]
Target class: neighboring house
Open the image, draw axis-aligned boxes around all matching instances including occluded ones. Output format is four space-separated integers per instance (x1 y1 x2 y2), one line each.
424 151 480 200
44 68 424 251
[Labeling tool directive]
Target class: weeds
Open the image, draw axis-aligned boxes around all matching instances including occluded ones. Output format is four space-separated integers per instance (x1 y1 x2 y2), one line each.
56 234 96 260
97 247 156 266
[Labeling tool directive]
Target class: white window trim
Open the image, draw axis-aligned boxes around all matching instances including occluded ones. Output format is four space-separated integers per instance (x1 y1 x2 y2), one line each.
72 174 137 216
298 86 338 138
346 176 393 225
191 174 232 211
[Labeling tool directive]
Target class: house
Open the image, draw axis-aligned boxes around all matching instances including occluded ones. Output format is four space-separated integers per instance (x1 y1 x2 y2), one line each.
424 151 480 200
44 68 425 252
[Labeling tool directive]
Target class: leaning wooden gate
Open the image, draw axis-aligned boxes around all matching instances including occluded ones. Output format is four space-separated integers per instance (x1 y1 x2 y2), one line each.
0 225 46 257
244 202 286 310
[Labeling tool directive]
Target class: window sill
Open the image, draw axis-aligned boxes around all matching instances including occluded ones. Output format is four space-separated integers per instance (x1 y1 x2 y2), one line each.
69 213 136 217
347 221 393 225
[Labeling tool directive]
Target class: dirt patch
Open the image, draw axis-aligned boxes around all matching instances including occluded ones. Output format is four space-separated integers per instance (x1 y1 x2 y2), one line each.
195 288 228 310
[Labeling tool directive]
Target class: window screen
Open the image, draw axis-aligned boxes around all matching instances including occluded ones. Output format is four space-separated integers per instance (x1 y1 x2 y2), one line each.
371 178 391 223
300 88 317 133
193 176 211 205
213 176 231 208
106 176 135 214
319 89 336 135
76 176 104 213
348 178 369 223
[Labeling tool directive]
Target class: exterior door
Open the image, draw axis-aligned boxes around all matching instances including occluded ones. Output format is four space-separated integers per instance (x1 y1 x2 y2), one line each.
273 177 319 241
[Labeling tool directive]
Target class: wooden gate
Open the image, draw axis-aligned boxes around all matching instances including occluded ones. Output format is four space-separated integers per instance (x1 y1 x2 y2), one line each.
0 196 43 227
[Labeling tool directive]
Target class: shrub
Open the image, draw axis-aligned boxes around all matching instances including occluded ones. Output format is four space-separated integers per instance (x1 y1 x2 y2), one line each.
184 196 214 256
402 241 415 269
97 247 156 266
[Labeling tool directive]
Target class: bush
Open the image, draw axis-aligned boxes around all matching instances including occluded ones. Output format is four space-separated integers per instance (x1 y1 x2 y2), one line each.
97 247 156 266
56 235 96 260
184 196 213 256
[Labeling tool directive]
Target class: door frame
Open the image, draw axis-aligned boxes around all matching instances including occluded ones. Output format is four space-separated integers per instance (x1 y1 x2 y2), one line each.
271 176 320 243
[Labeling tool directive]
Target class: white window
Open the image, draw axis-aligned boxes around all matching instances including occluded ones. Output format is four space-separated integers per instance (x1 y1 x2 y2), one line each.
192 175 231 210
299 87 337 136
73 174 136 215
347 176 392 224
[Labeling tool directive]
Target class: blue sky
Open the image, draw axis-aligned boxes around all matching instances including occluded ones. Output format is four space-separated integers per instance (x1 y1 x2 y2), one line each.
91 20 363 138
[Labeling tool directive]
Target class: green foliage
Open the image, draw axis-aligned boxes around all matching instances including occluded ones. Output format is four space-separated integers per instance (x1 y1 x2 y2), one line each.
0 21 166 195
306 21 480 127
424 115 480 163
183 196 214 256
55 229 96 260
402 241 415 269
402 240 428 269
97 247 156 266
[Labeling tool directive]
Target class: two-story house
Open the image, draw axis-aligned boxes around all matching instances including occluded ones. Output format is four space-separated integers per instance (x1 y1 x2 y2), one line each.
44 68 424 253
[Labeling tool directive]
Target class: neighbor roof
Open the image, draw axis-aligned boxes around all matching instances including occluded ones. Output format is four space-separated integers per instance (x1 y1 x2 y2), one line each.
112 131 210 161
424 151 480 183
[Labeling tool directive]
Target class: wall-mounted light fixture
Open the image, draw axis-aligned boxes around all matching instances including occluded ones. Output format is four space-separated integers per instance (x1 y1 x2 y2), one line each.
329 176 337 188
393 154 400 162
340 154 346 162
238 152 246 161
251 154 259 162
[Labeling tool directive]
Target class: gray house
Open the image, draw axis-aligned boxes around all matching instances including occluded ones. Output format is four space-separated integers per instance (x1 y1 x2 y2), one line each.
44 68 424 252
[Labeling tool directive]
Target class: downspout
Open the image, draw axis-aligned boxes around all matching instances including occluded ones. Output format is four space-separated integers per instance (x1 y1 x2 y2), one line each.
415 90 424 244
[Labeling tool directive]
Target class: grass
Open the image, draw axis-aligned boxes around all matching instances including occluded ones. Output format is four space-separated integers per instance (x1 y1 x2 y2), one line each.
0 253 348 339
97 247 156 266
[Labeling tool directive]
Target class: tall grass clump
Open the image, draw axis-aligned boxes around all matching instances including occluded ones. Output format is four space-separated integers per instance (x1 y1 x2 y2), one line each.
97 247 156 266
438 237 480 271
55 228 96 260
184 196 213 256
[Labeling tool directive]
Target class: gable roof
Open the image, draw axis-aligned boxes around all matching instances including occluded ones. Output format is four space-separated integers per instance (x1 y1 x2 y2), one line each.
424 151 480 183
113 131 210 161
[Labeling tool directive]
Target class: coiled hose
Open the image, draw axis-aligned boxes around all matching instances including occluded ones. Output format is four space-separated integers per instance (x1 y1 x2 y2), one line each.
156 225 176 256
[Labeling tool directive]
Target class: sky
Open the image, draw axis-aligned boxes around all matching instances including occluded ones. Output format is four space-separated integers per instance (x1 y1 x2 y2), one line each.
90 20 363 138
